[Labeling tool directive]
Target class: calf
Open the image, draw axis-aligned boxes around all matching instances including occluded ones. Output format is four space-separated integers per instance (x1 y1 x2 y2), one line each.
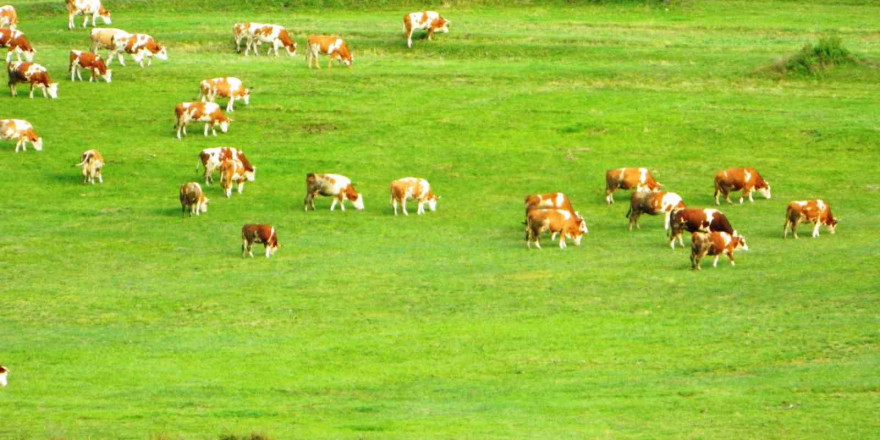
1 119 42 152
525 208 588 249
69 50 112 83
241 224 279 258
8 61 58 99
245 23 296 57
1 28 34 62
0 365 7 387
390 177 438 216
75 149 104 184
0 5 17 29
179 182 208 217
196 147 255 185
626 190 684 230
605 167 661 204
669 207 738 249
67 0 110 30
783 199 838 239
220 158 248 198
690 231 749 270
111 33 167 67
403 11 450 48
714 167 771 205
303 173 364 211
174 102 230 140
306 35 352 69
199 77 250 112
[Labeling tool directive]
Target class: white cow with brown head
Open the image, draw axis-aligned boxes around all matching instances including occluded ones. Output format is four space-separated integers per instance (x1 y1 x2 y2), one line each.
8 61 58 99
67 0 111 30
1 119 42 152
199 77 250 112
304 173 364 211
174 102 230 140
390 177 438 216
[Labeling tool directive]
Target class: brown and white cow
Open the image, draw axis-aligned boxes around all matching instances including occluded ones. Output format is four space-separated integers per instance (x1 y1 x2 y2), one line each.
179 182 208 217
197 147 255 185
75 149 104 184
232 23 249 53
245 23 296 57
241 224 279 259
69 50 112 83
0 5 17 30
1 28 34 62
67 0 110 30
783 200 838 239
390 177 438 216
605 167 662 204
89 27 129 56
714 167 771 205
8 61 58 99
0 365 8 387
524 192 575 214
304 173 364 211
690 231 749 270
668 207 739 249
174 102 230 140
220 158 249 198
111 33 167 67
1 119 41 152
403 11 450 49
525 208 588 249
626 190 685 230
306 35 352 69
199 77 250 112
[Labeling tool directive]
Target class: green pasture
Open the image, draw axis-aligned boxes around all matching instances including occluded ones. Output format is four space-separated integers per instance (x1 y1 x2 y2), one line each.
1 1 878 438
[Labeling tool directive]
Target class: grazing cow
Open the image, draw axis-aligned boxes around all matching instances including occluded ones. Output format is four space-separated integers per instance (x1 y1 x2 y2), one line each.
626 190 684 230
303 173 364 211
174 102 230 140
605 167 662 204
1 119 42 152
220 158 249 198
89 27 128 56
196 147 254 185
241 224 279 258
69 50 112 83
245 23 296 57
75 149 104 184
403 11 450 49
669 207 738 249
690 231 749 270
111 33 167 67
232 23 249 53
1 28 34 62
67 0 110 30
783 199 838 239
525 208 588 249
714 167 771 205
390 177 438 216
8 61 58 99
199 77 250 112
306 35 352 69
179 182 208 217
0 5 17 29
0 365 7 387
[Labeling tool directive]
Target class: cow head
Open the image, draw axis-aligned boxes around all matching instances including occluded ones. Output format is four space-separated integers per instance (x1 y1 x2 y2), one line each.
243 167 256 182
46 82 59 99
345 185 364 210
733 235 749 251
153 44 168 61
426 191 439 212
242 88 251 106
285 42 297 56
575 212 589 234
99 68 112 83
98 7 111 24
266 233 280 257
31 135 43 151
826 216 838 234
0 365 7 386
568 217 586 246
199 195 209 213
758 183 771 200
433 17 450 34
216 115 230 133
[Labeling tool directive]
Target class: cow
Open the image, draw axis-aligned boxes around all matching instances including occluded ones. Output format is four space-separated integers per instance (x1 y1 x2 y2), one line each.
668 207 738 249
714 167 771 205
89 27 129 57
690 231 749 270
111 33 167 68
241 224 279 259
0 365 7 387
783 200 838 239
220 158 249 198
8 61 58 99
67 0 110 30
198 77 250 112
626 190 684 230
525 208 588 249
196 147 255 185
1 119 41 152
179 182 208 217
0 5 17 30
390 177 438 216
605 167 662 204
524 192 575 214
174 102 230 140
1 28 34 62
403 11 450 49
232 23 249 53
303 173 364 211
306 35 352 69
68 50 112 83
74 149 104 184
245 23 296 57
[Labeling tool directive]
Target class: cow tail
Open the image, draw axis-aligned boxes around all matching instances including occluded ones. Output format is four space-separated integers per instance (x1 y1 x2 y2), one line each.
625 205 632 219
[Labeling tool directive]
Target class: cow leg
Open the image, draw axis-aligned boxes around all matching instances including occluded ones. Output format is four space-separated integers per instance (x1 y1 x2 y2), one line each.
226 99 234 112
392 198 398 215
783 219 790 238
9 84 15 97
28 83 34 98
812 221 821 238
117 51 125 67
669 232 678 249
82 16 88 28
330 197 338 211
176 123 184 140
713 186 720 205
427 28 435 41
241 239 249 258
339 196 346 211
558 234 567 249
712 255 720 267
551 232 558 241
68 13 74 30
664 211 672 230
417 200 425 215
605 190 614 204
237 181 244 194
97 169 103 184
747 190 755 203
792 219 801 239
70 64 76 81
401 199 408 216
407 29 414 48
203 123 210 136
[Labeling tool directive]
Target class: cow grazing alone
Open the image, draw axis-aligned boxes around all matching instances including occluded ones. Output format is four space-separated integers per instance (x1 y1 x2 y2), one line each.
69 50 112 83
1 119 41 152
783 200 838 239
690 231 749 270
669 207 738 249
390 177 438 216
0 365 8 387
241 224 279 258
67 0 110 30
714 167 771 205
75 149 104 184
179 182 208 217
525 208 588 249
303 173 364 211
626 190 684 230
1 28 34 62
174 102 230 140
605 167 662 204
403 11 450 49
0 5 17 29
306 35 352 69
8 61 58 99
111 33 167 67
197 147 254 185
220 158 249 198
199 77 250 112
245 23 296 57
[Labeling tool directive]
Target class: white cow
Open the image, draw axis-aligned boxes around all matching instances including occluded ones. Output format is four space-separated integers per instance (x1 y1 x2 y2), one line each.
1 119 42 152
67 0 111 30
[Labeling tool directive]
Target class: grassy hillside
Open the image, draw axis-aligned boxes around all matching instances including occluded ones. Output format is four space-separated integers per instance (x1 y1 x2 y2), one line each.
1 1 878 439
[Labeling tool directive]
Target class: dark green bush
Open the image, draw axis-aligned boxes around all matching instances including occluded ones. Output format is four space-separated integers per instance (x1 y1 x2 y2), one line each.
773 37 857 77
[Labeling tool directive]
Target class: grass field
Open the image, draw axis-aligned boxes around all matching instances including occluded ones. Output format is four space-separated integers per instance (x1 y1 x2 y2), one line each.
1 0 879 439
